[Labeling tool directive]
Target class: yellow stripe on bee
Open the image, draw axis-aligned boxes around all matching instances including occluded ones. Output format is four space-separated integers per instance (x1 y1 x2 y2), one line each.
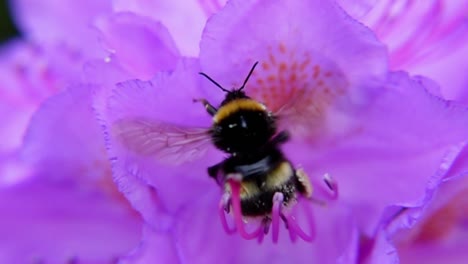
223 162 294 199
265 162 294 190
224 181 260 199
213 99 266 123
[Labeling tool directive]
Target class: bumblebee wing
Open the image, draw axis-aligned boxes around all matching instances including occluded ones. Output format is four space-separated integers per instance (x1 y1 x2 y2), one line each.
112 118 212 164
270 85 340 139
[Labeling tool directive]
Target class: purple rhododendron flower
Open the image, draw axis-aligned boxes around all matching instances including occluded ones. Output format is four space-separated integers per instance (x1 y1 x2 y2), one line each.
1 0 467 263
98 0 468 262
0 0 145 262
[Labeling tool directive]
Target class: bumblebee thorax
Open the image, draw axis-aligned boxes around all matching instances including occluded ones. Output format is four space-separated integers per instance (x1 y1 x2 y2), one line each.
211 98 277 154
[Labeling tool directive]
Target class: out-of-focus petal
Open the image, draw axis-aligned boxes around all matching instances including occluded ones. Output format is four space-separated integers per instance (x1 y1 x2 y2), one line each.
366 149 468 263
0 40 79 156
95 12 180 80
113 0 211 56
2 80 143 262
11 0 111 57
0 180 141 263
21 85 108 185
337 0 378 19
351 0 468 102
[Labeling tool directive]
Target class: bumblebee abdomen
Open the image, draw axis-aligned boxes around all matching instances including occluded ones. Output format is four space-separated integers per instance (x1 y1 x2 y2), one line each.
236 161 298 217
240 175 297 217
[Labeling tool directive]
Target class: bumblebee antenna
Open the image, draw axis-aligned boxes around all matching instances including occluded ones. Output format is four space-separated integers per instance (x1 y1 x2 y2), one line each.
199 72 230 93
239 61 259 91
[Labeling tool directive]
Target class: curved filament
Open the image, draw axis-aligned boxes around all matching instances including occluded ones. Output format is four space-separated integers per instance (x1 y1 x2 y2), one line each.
323 173 339 200
218 195 236 234
271 192 284 243
287 199 316 242
227 179 263 240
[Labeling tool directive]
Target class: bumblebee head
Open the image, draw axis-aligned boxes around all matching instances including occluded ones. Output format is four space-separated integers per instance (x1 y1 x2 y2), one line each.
199 62 259 106
211 99 276 154
200 62 277 154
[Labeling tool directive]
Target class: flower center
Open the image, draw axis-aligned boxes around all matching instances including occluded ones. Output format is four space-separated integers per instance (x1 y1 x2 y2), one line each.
248 43 348 116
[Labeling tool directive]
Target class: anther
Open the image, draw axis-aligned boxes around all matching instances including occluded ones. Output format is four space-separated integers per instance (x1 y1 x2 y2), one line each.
323 173 338 200
218 194 236 234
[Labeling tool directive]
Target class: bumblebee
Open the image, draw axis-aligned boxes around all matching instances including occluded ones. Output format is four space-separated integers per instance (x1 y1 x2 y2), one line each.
112 62 313 220
197 62 312 218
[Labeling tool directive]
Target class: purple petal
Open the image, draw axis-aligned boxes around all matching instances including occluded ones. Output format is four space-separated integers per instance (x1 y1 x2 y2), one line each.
367 155 468 263
124 191 358 263
21 85 108 184
102 59 223 224
200 0 387 101
0 40 80 155
288 72 468 235
11 0 111 57
119 225 181 263
113 0 212 56
355 0 468 102
95 12 180 79
0 180 141 263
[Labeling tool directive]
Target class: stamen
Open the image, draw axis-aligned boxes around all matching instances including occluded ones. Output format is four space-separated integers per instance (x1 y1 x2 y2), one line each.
323 173 339 200
219 177 327 243
271 192 284 243
227 179 264 240
218 193 236 234
286 198 316 242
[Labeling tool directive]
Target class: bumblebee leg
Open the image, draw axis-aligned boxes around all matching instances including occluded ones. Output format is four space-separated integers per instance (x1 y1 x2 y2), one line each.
296 169 338 204
193 98 217 116
270 130 290 145
208 162 225 186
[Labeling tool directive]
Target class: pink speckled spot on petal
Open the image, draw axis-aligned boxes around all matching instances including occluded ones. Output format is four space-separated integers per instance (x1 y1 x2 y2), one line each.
246 44 349 139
